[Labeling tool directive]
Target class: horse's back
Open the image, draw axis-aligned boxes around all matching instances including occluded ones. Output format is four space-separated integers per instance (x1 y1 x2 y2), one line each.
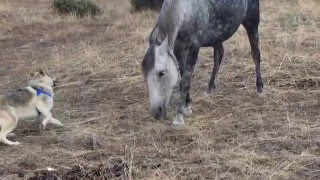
173 0 257 47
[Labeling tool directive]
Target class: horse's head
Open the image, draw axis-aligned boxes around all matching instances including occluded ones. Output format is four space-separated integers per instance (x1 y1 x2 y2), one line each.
142 28 178 120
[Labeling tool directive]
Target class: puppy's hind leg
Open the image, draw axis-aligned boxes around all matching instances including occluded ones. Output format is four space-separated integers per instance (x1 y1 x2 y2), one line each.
7 133 16 137
0 118 20 146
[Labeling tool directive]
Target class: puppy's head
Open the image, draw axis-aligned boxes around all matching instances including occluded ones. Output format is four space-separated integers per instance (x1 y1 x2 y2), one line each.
29 69 57 87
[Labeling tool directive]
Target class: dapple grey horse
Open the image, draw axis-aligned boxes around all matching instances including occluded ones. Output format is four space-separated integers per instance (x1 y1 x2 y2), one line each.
142 0 263 124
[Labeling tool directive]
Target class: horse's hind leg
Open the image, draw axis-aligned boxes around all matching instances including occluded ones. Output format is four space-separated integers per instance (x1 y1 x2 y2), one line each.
242 16 264 93
208 43 224 94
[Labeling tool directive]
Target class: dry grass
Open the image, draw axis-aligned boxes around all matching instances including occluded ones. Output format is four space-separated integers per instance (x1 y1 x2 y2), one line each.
0 0 10 12
0 0 319 179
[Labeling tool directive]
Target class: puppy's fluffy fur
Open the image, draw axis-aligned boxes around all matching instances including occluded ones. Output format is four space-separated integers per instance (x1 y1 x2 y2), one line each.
0 70 63 145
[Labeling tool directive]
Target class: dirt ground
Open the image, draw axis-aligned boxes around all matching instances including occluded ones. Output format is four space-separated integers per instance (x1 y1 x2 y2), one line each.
0 0 319 179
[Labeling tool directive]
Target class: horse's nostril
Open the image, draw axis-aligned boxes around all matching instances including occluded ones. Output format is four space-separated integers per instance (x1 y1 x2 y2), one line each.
152 106 163 120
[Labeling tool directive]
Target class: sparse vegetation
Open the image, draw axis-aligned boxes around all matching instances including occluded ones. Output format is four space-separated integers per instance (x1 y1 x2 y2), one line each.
0 1 11 12
130 0 163 11
53 0 101 18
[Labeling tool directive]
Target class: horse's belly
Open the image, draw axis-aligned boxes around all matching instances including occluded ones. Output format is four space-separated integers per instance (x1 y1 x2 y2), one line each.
199 23 242 47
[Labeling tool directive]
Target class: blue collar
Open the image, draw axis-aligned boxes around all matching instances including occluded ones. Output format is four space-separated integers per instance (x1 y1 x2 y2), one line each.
32 87 53 98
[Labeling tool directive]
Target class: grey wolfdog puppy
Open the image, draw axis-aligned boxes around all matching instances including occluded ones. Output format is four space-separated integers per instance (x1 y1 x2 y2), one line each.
0 70 63 145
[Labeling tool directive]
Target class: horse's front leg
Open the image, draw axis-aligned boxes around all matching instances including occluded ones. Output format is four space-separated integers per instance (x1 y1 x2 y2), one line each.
173 46 200 125
174 43 192 114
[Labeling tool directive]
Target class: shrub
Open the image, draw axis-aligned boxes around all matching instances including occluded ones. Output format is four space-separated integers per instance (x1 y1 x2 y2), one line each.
53 0 102 18
130 0 164 12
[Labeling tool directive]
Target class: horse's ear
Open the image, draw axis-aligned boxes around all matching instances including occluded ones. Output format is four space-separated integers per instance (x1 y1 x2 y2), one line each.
159 36 169 52
149 26 166 46
156 30 166 46
149 26 159 44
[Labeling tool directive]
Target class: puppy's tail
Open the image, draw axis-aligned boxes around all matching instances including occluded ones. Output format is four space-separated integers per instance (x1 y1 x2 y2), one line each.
0 97 4 107
0 97 9 110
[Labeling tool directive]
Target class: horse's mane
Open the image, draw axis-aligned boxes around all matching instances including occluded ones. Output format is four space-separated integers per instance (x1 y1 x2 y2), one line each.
157 0 181 49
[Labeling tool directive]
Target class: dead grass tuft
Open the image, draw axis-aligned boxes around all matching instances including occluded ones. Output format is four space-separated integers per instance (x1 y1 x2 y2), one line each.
0 0 10 12
18 153 42 170
59 133 105 150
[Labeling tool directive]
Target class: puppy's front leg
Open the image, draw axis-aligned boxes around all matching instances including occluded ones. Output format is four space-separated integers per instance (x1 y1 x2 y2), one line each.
8 133 16 137
41 114 52 130
36 105 52 130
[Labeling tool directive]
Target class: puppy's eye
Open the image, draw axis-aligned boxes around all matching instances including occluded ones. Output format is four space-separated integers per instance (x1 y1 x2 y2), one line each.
158 71 165 78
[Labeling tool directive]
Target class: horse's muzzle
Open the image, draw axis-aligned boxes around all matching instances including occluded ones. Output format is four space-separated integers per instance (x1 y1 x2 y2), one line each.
151 104 167 120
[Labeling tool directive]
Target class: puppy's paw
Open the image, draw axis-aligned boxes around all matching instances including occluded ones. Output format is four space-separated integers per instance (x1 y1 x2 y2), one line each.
7 133 16 137
5 141 20 146
11 141 20 146
50 118 64 127
204 91 212 98
56 121 64 127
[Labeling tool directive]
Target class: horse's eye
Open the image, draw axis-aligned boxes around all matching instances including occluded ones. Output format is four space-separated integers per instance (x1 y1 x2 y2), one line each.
158 71 165 78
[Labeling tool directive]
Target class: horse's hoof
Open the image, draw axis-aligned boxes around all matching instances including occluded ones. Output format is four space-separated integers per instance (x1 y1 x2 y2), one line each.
173 114 185 125
204 91 212 98
257 88 265 97
183 105 193 116
172 121 185 126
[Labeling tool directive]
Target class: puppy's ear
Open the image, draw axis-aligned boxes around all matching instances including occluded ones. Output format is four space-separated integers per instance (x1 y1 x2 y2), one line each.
30 72 37 78
39 69 46 76
52 77 57 86
52 77 57 83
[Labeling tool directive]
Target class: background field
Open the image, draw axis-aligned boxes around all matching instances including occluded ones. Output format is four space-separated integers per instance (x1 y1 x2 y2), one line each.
0 0 319 179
